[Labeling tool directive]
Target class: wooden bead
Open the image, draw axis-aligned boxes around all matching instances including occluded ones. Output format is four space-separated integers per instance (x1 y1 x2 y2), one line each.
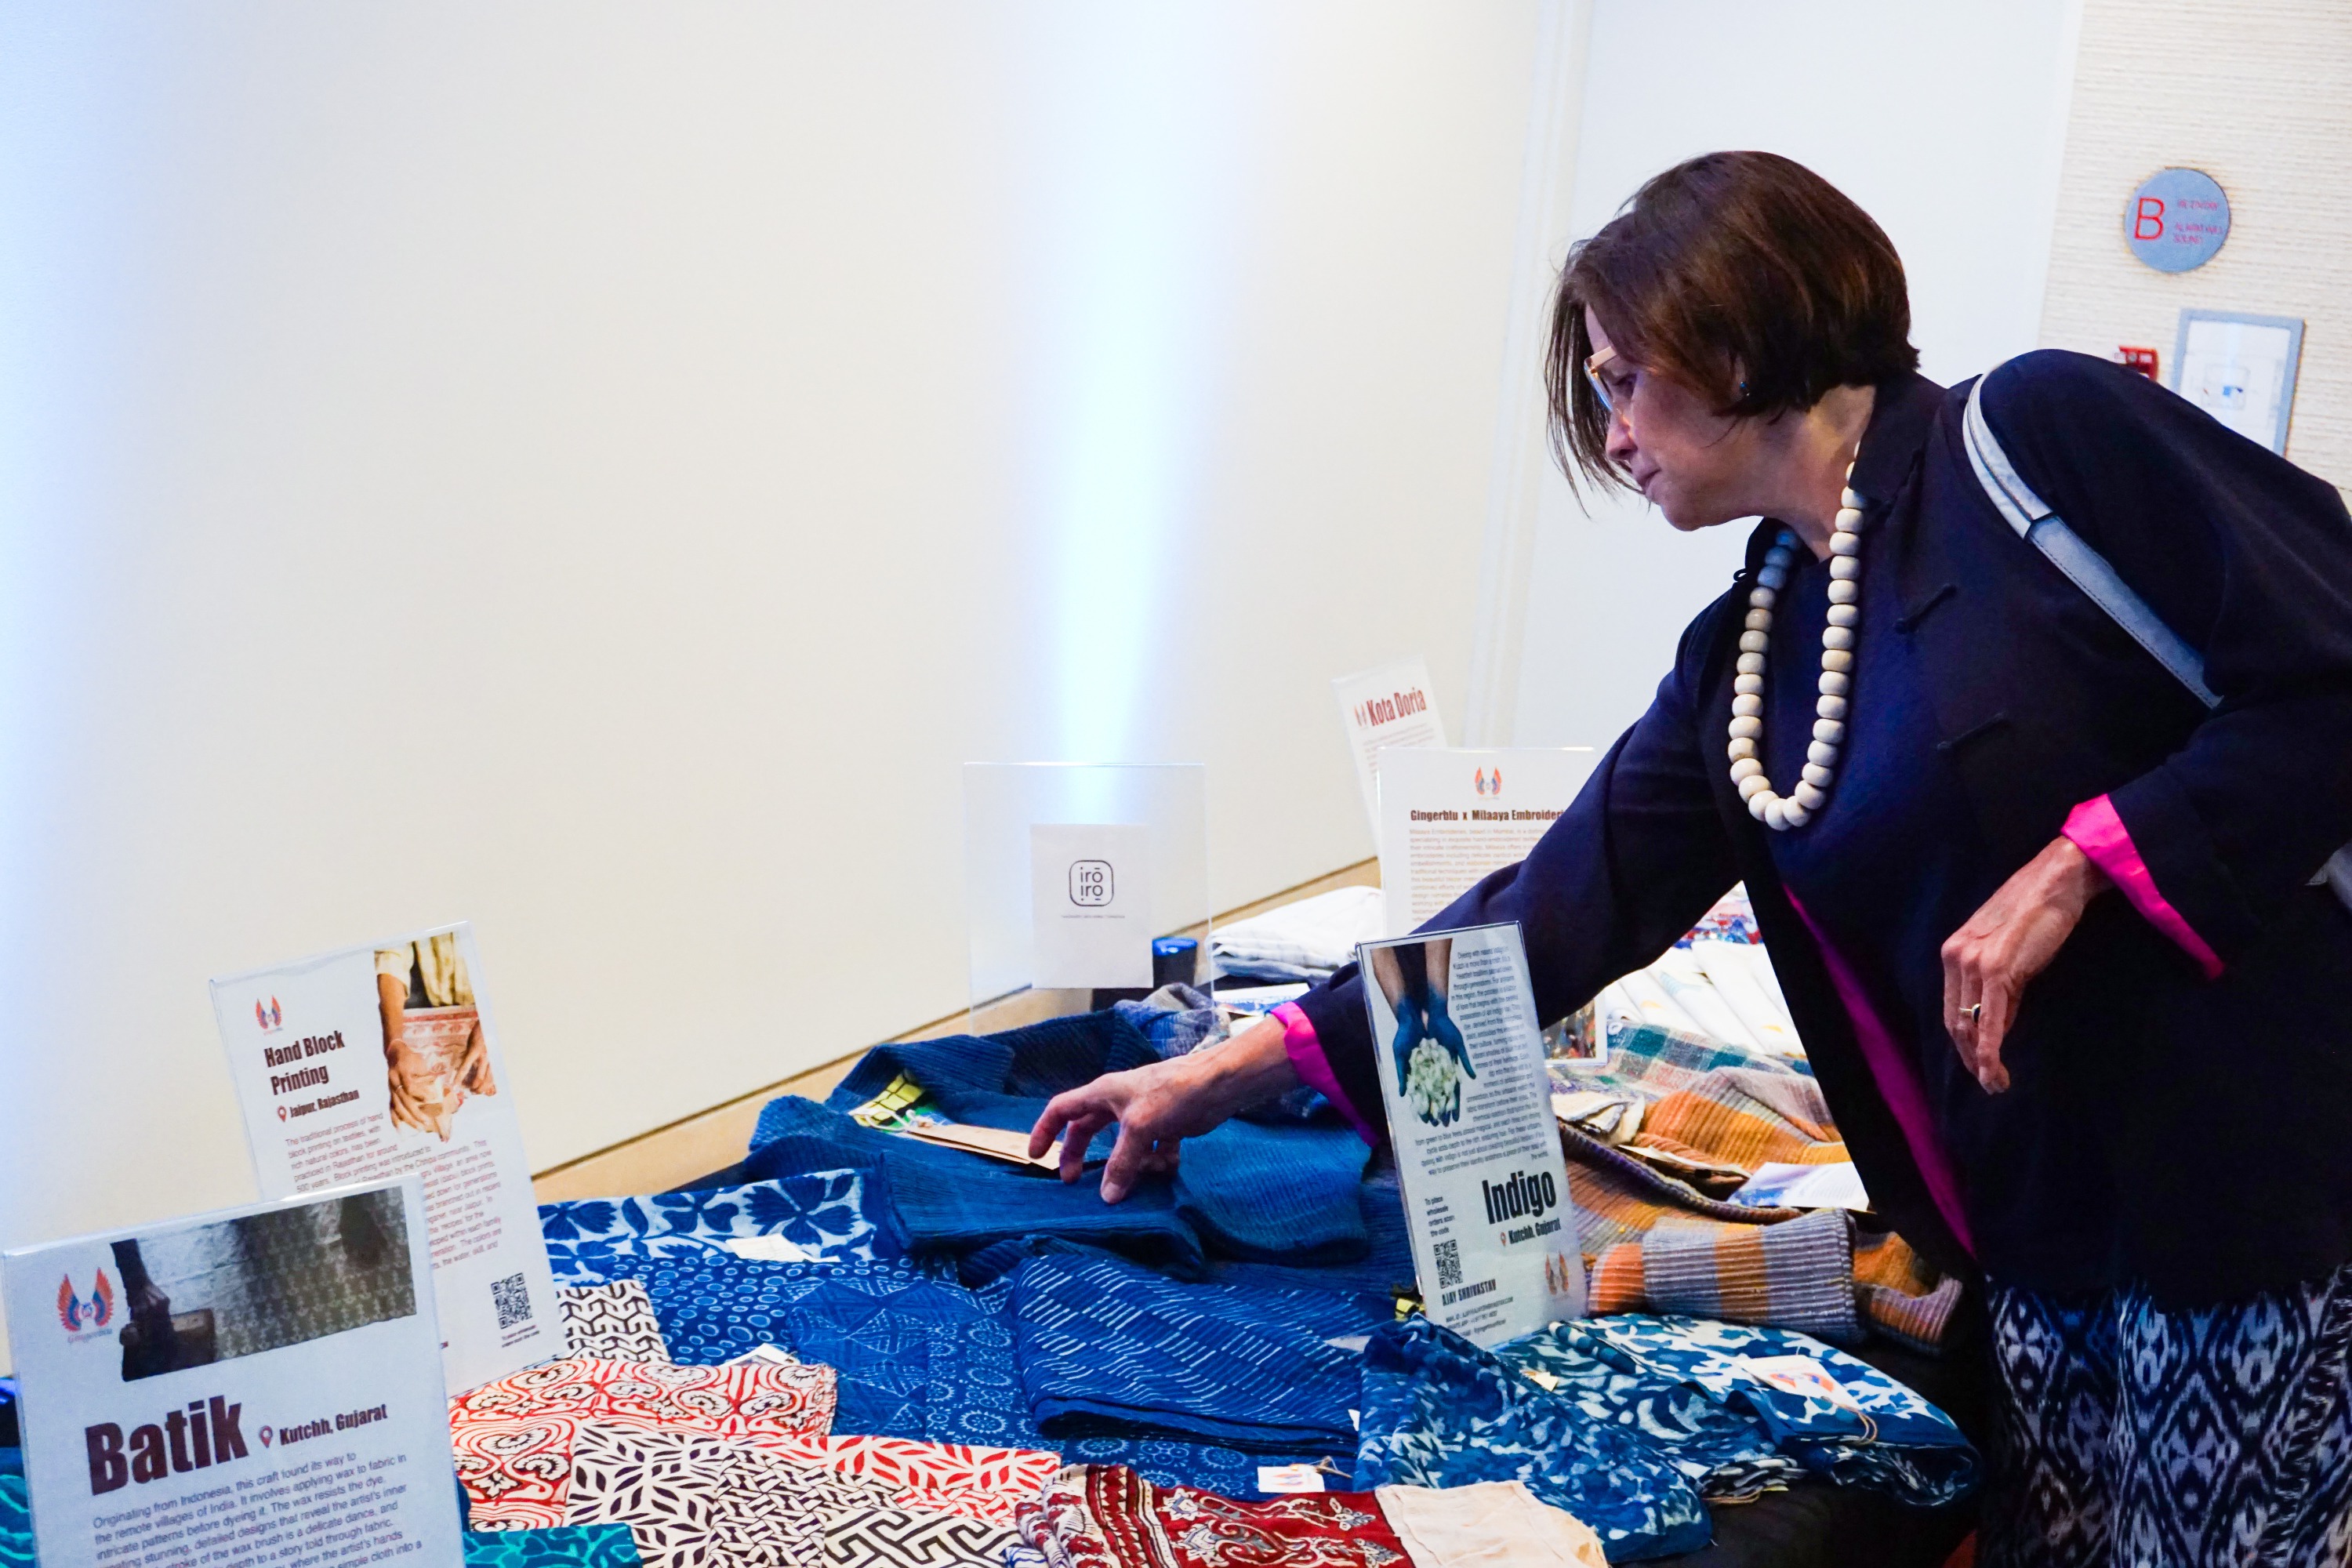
1737 652 1766 674
1835 507 1864 530
1749 586 1777 610
1730 757 1762 782
1823 626 1854 650
1829 556 1861 581
1733 694 1763 717
1802 762 1835 786
1842 487 1865 510
1730 716 1763 739
1744 608 1773 631
1728 737 1758 760
1740 630 1769 653
1820 670 1850 696
1748 790 1772 821
1829 532 1860 557
1822 648 1854 672
1739 773 1772 801
1765 797 1791 831
1807 739 1840 767
1758 568 1788 593
1828 604 1860 627
1734 673 1764 695
1794 781 1827 810
1817 694 1848 720
1812 717 1846 744
1778 800 1809 828
1828 580 1859 604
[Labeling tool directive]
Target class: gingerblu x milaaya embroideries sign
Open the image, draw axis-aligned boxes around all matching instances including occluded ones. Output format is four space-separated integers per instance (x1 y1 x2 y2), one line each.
1359 922 1585 1347
2 1176 463 1568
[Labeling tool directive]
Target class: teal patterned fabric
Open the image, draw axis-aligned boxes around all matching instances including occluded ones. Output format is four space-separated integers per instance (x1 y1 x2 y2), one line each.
463 1524 643 1566
539 1173 891 1284
1354 1315 1712 1561
0 1472 31 1568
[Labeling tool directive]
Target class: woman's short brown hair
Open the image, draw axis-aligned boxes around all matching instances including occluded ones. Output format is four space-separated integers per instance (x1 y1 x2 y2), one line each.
1549 151 1918 488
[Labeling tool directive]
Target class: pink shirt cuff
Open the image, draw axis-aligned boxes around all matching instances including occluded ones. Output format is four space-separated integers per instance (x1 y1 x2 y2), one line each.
2062 794 2225 981
1272 1002 1379 1146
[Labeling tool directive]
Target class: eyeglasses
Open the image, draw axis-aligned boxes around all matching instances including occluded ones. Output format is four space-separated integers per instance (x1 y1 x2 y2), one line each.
1584 344 1635 414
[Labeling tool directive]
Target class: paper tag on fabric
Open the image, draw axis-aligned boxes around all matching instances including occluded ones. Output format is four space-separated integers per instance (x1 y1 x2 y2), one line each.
726 1236 820 1264
720 1342 803 1369
1256 1465 1328 1494
1737 1354 1861 1410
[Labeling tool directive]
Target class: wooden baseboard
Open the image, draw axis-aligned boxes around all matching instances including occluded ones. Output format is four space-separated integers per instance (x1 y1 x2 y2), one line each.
529 858 1380 1203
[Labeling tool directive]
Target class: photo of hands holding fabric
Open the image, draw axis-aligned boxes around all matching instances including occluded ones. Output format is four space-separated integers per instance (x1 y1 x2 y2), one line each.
1370 938 1477 1127
377 931 496 1141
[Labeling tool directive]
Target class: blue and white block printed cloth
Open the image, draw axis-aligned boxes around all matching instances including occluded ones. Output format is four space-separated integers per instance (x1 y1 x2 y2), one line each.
538 1173 892 1285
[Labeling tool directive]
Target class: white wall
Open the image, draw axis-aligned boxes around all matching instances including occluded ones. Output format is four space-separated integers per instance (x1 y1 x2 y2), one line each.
2039 0 2352 491
0 2 1548 1334
1504 0 2085 750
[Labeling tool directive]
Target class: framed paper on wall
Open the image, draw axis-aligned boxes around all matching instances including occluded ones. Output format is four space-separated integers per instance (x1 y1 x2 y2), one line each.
2170 309 2304 455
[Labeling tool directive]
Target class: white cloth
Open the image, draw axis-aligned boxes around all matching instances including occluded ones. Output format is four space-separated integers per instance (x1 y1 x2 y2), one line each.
1377 1480 1608 1567
1210 886 1385 981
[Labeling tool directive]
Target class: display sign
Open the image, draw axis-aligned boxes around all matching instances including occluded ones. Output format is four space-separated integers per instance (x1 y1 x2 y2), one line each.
209 924 559 1395
1028 823 1155 989
2 1178 466 1568
1332 656 1446 836
1375 746 1596 937
1359 923 1584 1347
2172 308 2305 454
2125 167 2230 273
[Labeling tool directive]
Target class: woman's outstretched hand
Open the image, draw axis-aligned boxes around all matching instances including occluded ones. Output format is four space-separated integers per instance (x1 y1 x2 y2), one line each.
1942 835 2109 1094
1029 1014 1302 1203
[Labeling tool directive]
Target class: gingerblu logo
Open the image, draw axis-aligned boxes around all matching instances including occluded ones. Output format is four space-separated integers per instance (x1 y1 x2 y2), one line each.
85 1396 250 1495
255 995 283 1033
1474 766 1503 797
57 1270 116 1334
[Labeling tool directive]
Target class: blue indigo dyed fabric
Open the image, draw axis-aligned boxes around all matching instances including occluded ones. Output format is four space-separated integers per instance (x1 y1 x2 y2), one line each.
583 1250 1336 1497
770 1008 1374 1269
1010 1252 1382 1453
746 1097 1208 1281
1530 1316 1978 1505
538 1173 893 1285
1355 1315 1713 1562
0 1473 27 1568
1170 1116 1371 1265
464 1524 643 1566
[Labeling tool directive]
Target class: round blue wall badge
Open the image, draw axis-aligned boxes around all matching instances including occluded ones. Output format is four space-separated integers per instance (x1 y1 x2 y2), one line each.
2125 167 2230 273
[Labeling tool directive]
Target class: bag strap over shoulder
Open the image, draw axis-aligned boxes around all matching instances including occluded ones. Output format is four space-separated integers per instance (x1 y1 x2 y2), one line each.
1961 365 2352 905
1961 372 2221 710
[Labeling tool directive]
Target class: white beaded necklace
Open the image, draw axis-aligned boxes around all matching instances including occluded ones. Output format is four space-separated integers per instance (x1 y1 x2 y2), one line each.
1728 459 1864 832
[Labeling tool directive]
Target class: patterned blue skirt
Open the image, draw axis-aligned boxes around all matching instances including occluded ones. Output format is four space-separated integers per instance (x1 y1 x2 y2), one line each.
1982 1265 2352 1567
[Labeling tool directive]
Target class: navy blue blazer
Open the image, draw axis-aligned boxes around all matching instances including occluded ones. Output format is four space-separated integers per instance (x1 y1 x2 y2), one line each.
1294 353 2352 1305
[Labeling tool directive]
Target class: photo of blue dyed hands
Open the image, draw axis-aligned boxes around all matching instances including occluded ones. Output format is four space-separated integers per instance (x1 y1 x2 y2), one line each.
1372 938 1475 1127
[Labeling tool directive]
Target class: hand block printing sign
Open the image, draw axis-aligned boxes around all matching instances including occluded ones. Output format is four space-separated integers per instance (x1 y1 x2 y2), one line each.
1028 823 1155 989
2 1177 464 1568
209 923 558 1395
1359 922 1585 1347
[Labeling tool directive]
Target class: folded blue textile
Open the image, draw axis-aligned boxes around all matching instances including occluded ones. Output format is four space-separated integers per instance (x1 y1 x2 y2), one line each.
746 1096 1209 1280
0 1472 27 1568
1011 1252 1381 1453
583 1249 1335 1495
539 1172 898 1285
789 1009 1372 1266
1356 1315 1713 1562
465 1524 643 1566
1504 1316 1978 1505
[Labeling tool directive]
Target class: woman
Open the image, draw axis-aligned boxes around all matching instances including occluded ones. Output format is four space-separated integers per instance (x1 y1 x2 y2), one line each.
1031 151 2352 1563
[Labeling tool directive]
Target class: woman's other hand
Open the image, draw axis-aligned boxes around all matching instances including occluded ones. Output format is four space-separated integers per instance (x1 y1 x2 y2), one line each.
1942 836 2110 1094
1029 1015 1301 1203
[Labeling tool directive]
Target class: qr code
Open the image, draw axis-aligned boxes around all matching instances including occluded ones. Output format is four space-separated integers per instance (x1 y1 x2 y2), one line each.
1434 1240 1463 1290
492 1272 532 1330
